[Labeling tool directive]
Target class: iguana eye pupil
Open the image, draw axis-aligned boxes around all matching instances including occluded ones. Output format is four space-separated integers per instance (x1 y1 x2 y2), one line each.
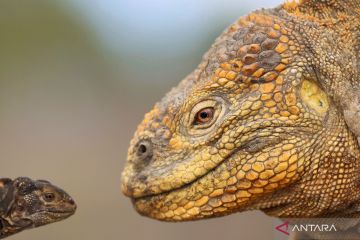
194 107 214 124
44 193 55 202
200 112 208 119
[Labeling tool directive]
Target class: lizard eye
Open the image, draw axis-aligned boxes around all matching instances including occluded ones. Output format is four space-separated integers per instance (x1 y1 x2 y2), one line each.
193 107 214 125
184 97 228 137
43 192 55 202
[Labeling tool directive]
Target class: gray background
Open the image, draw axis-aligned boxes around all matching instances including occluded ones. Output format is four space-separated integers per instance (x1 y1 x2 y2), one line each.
0 0 288 239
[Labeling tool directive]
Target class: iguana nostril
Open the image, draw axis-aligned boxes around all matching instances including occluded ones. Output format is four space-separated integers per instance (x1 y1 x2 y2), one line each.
139 144 147 154
136 140 153 161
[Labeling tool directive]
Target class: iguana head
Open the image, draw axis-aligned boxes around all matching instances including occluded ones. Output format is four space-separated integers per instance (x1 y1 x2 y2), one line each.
0 177 76 237
122 0 360 221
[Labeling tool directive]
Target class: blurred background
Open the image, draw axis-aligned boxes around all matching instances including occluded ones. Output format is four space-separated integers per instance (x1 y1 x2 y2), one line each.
0 0 287 239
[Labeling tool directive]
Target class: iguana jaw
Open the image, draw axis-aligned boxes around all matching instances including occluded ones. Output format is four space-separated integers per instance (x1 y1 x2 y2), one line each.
129 136 311 221
30 210 75 227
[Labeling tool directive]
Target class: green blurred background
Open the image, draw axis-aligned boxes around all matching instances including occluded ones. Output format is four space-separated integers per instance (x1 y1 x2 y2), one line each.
0 0 287 239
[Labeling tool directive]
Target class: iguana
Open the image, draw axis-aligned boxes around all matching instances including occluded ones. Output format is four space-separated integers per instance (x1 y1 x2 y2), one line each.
121 0 360 238
0 177 76 239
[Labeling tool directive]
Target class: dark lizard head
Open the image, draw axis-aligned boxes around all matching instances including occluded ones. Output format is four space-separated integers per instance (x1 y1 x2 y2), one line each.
0 177 76 238
122 0 360 221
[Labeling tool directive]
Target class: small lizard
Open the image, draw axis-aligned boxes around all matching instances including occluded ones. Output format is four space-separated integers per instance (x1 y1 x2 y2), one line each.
0 177 76 239
122 0 359 238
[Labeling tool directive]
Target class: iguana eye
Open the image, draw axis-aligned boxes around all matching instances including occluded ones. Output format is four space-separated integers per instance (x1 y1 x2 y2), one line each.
43 192 55 202
194 107 214 125
184 97 228 137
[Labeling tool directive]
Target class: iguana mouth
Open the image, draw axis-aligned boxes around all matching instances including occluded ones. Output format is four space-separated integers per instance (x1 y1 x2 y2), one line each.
131 133 292 202
47 210 74 214
131 120 319 201
36 210 75 221
131 158 219 202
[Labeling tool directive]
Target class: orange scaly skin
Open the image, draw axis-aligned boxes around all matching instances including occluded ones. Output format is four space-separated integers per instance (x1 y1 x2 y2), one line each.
122 0 360 237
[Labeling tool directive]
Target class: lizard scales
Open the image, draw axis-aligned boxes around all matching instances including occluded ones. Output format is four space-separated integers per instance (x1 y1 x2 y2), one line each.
0 177 76 239
121 0 360 235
